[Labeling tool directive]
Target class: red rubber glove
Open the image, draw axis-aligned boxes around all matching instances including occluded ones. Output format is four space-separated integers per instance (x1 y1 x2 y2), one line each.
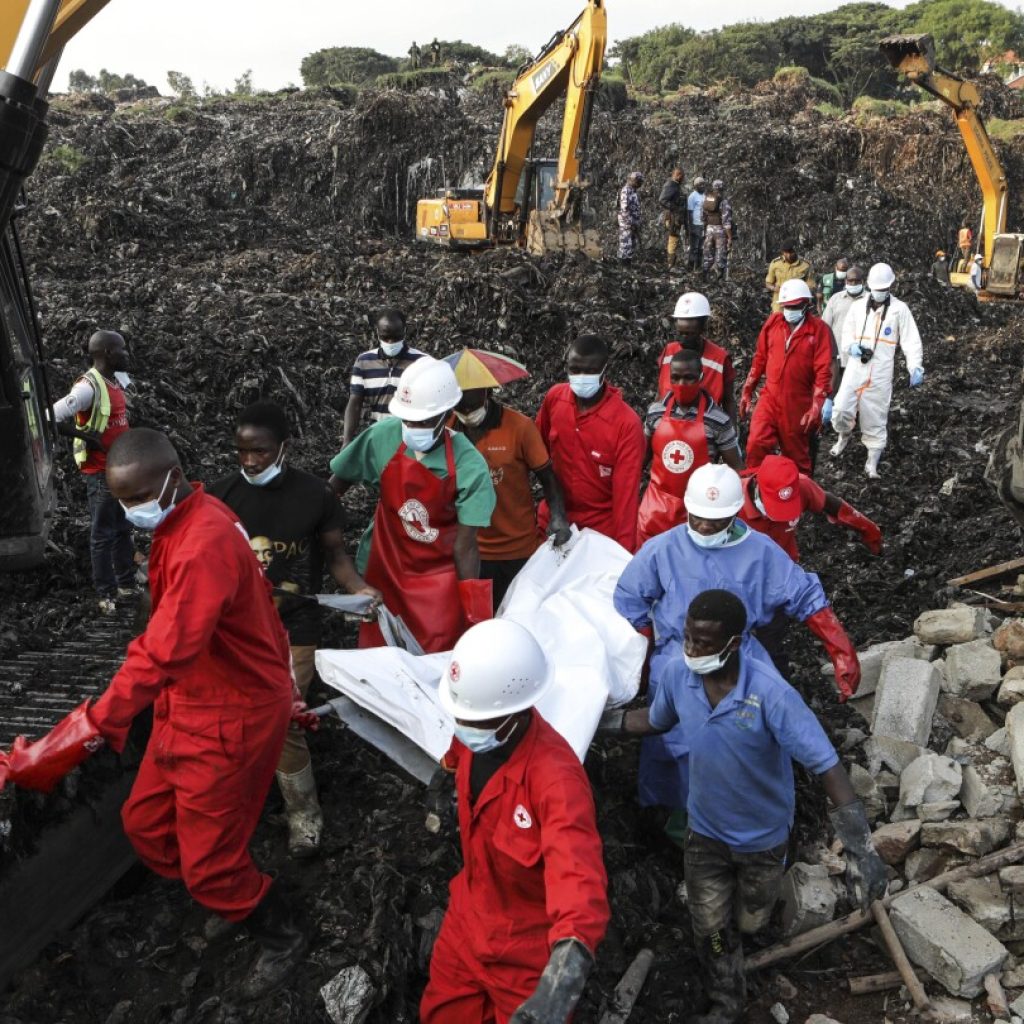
834 501 883 555
805 608 860 702
0 702 105 794
738 377 757 420
290 701 320 732
458 579 494 625
799 390 827 433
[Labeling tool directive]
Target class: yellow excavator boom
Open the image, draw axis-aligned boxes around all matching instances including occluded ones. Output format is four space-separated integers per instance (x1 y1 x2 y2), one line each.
1 0 113 79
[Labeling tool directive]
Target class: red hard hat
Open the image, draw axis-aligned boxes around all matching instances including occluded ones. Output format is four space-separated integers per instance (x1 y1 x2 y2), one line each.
755 455 803 521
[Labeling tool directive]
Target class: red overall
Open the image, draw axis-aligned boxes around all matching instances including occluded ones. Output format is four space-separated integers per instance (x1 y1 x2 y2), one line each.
738 471 827 562
655 338 733 405
637 394 710 546
745 313 833 474
421 710 609 1024
90 486 293 922
358 434 489 654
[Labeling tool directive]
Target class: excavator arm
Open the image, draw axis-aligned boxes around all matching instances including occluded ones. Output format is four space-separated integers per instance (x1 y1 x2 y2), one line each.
1 0 113 80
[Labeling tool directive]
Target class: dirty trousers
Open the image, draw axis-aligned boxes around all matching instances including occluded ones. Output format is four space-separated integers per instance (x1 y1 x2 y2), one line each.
278 644 316 775
120 695 292 922
746 391 813 474
703 225 728 271
420 909 544 1024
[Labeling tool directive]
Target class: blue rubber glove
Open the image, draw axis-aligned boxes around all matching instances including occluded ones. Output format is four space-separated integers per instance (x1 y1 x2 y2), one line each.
821 397 833 425
910 367 924 387
848 343 863 359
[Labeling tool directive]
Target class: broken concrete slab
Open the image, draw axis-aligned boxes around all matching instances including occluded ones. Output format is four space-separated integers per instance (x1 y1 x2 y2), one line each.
1005 704 1024 796
987 727 1011 756
928 996 977 1023
1001 866 1024 895
890 885 1008 997
871 820 921 865
320 964 375 1024
916 800 960 822
942 639 1003 701
871 658 942 746
848 763 886 822
893 752 962 820
921 818 1011 857
904 847 968 884
914 607 988 646
938 693 998 741
994 619 1024 662
960 759 1020 819
947 875 1016 938
1001 672 1024 709
864 736 925 776
854 638 941 698
778 863 837 937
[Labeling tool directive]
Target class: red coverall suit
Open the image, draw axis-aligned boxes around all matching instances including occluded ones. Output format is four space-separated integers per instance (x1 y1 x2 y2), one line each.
743 313 833 475
92 485 294 921
420 710 609 1024
655 338 735 406
536 383 645 553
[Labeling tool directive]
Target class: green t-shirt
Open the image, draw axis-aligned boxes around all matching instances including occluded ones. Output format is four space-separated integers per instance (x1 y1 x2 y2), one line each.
329 418 496 572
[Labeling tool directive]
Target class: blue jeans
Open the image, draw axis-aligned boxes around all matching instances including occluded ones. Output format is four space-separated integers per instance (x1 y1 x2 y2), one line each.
85 472 135 596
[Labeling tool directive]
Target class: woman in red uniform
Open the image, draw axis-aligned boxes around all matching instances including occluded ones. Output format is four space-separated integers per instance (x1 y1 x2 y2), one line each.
638 349 743 546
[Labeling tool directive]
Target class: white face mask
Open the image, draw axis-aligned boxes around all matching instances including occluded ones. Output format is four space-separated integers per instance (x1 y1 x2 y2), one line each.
403 421 443 453
454 715 517 754
782 307 805 325
380 338 405 358
686 522 732 549
753 493 767 516
242 443 285 487
113 371 132 388
684 635 739 675
834 269 847 280
455 404 487 427
870 289 889 304
121 469 175 531
846 283 864 296
568 372 605 400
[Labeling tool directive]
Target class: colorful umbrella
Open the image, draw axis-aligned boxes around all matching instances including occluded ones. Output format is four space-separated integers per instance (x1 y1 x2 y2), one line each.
443 348 530 390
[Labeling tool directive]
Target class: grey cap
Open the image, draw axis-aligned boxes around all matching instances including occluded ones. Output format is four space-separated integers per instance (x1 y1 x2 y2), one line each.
712 178 724 189
693 175 706 186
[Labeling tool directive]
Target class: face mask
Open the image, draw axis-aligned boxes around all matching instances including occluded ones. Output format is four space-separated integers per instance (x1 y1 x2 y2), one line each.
121 469 175 531
753 493 767 516
455 404 487 427
242 444 285 487
114 371 132 388
568 372 604 400
403 421 443 453
684 635 739 675
782 307 805 325
835 269 847 280
671 382 701 406
380 338 404 358
846 283 864 296
687 522 732 549
454 715 517 754
870 289 889 304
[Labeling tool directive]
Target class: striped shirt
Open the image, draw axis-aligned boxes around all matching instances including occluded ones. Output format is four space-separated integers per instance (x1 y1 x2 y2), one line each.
349 345 427 422
644 390 739 455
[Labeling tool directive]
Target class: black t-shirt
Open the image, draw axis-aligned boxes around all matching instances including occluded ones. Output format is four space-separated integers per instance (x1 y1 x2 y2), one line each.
208 466 344 645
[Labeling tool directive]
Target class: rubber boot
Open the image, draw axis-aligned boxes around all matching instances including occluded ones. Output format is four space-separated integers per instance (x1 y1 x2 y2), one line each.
204 912 241 943
687 941 745 1024
865 447 883 479
276 763 323 859
239 884 308 1001
830 432 851 457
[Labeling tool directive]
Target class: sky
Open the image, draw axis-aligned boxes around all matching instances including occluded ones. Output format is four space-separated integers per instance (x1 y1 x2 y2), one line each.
47 0 921 94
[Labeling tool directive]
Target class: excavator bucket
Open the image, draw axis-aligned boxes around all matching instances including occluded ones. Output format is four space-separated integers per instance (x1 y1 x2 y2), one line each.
879 34 937 76
525 211 602 258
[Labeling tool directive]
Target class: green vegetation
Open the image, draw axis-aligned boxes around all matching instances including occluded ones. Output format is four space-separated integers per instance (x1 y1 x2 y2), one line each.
45 144 87 173
988 117 1024 141
301 47 399 88
166 71 196 99
852 95 914 120
469 69 517 94
67 68 150 93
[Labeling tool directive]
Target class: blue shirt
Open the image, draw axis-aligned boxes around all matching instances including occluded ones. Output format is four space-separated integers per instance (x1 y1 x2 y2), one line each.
650 650 839 852
687 190 705 226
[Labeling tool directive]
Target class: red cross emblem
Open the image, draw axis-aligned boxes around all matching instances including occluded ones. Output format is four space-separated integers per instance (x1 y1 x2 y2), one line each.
449 660 460 683
513 804 533 829
778 486 794 501
706 486 720 501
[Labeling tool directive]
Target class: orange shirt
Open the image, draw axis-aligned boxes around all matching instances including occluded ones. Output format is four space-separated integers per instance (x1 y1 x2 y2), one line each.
470 406 551 560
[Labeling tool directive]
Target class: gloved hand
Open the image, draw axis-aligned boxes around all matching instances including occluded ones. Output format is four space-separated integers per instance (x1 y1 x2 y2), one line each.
834 501 883 555
848 343 863 359
799 390 826 432
738 377 758 420
830 800 888 908
910 367 925 387
0 702 105 794
821 397 833 425
510 939 594 1024
458 579 494 626
424 766 456 834
805 607 860 702
547 514 573 549
290 701 320 732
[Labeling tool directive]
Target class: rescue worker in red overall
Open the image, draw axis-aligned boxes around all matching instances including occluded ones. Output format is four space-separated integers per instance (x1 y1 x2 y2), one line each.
536 334 645 552
739 454 883 563
0 428 314 999
739 278 834 475
329 356 496 653
421 618 609 1023
638 348 743 547
655 292 738 423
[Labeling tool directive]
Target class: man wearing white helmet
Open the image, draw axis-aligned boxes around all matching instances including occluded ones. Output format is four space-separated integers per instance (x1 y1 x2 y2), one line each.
328 356 496 652
613 463 860 810
655 292 738 423
421 619 609 1024
830 262 924 478
740 278 835 475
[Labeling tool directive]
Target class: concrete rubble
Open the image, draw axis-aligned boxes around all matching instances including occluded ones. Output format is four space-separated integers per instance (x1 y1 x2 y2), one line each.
779 863 837 936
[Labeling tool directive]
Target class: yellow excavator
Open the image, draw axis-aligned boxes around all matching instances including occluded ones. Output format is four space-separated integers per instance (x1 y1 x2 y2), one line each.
416 0 606 256
0 1 112 569
880 33 1024 298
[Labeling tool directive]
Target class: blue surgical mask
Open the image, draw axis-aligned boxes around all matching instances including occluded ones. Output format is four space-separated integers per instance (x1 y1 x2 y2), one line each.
380 338 404 358
687 522 732 548
242 444 285 487
846 283 864 296
121 469 175 531
684 635 739 675
568 372 604 399
782 307 805 325
870 289 889 304
454 715 517 754
403 422 443 453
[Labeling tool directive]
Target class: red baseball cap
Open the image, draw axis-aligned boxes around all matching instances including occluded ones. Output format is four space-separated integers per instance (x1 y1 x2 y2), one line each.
756 455 803 521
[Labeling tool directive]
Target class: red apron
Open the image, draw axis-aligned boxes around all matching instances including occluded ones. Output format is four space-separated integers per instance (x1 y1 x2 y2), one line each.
637 394 710 546
358 433 489 654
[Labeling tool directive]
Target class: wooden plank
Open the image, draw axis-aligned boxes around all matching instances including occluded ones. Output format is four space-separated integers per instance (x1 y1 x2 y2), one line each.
948 557 1024 588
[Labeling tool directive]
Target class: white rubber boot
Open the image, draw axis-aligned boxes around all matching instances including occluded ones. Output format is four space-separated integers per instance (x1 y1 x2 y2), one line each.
830 432 851 457
865 448 882 479
276 763 323 859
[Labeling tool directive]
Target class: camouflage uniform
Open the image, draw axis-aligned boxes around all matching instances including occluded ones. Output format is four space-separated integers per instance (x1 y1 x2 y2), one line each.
702 193 733 275
618 184 641 260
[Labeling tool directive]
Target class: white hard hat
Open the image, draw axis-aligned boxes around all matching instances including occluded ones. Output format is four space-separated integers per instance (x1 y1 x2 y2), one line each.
867 262 896 289
778 278 813 306
388 356 462 421
673 292 711 319
438 619 551 722
685 463 744 519
974 253 984 262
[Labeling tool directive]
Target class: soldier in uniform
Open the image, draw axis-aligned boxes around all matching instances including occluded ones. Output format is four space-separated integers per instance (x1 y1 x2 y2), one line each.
408 42 421 70
431 39 443 66
658 167 687 269
617 171 644 263
701 180 732 280
765 239 815 312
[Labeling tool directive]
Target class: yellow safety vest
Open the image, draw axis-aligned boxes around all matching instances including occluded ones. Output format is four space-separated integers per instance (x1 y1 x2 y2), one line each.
73 367 111 468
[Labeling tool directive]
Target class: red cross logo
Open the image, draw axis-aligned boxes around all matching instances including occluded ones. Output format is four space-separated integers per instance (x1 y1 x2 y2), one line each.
449 660 460 683
706 486 720 501
513 804 533 829
778 486 794 501
662 440 695 475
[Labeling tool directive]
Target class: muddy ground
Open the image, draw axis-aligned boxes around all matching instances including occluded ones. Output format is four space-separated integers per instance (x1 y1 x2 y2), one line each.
2 76 1024 1022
